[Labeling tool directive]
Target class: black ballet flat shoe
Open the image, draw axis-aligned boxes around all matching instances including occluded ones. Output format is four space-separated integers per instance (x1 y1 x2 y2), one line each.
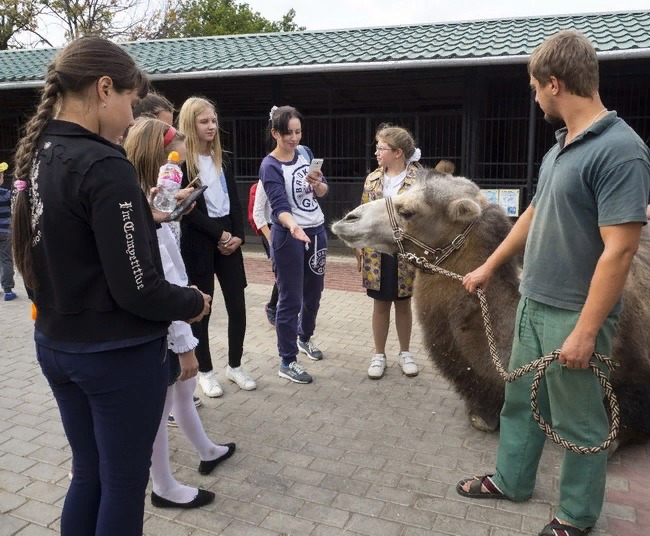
198 443 236 475
150 488 215 509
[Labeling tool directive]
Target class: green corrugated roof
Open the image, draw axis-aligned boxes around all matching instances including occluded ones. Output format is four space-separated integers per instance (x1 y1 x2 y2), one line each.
1 10 649 88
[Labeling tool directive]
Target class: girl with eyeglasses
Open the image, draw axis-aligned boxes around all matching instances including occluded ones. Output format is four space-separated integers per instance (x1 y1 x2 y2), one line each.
357 124 421 380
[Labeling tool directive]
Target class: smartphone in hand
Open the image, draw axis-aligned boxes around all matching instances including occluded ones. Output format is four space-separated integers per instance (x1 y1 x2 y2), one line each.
308 158 324 174
169 185 208 221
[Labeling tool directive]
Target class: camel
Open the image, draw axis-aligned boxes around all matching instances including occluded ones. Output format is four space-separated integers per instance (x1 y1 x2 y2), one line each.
332 168 650 447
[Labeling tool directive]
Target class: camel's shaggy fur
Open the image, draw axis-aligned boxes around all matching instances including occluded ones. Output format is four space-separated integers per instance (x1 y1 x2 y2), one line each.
332 169 650 445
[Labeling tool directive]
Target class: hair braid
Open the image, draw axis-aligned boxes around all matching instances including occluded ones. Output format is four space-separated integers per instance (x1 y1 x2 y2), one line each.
14 67 59 180
12 66 61 288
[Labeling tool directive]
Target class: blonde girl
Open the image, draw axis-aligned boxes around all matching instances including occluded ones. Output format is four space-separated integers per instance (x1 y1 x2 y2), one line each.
177 97 255 396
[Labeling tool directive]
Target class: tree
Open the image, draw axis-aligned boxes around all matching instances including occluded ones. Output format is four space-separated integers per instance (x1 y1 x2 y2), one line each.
8 0 304 48
46 0 154 42
10 0 160 47
0 0 42 49
132 0 304 41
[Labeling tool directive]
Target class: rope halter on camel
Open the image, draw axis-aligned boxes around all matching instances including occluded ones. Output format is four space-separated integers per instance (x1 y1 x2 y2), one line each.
385 196 475 264
384 197 620 455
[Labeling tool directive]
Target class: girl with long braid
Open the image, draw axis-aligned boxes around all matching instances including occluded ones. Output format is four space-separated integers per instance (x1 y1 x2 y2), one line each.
12 37 210 535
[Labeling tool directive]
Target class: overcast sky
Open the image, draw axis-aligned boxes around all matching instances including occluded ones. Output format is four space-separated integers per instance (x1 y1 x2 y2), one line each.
246 0 648 30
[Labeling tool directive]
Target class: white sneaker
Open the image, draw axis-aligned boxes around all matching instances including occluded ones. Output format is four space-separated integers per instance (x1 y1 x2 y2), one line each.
367 353 387 379
226 366 257 391
398 351 418 377
198 371 223 397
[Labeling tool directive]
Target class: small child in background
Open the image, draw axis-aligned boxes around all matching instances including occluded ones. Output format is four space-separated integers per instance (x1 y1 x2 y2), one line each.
433 159 455 175
0 162 16 301
124 118 236 509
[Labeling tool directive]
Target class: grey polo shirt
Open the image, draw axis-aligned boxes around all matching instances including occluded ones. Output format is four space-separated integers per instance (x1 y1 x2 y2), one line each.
520 111 650 314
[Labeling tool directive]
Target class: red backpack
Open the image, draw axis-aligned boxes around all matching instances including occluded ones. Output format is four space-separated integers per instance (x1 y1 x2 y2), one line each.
247 182 262 235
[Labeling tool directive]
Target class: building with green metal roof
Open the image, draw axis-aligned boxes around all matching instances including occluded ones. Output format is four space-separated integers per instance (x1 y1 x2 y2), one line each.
0 10 648 227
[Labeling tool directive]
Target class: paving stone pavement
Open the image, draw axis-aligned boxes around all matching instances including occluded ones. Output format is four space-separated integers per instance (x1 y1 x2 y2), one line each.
1 244 648 535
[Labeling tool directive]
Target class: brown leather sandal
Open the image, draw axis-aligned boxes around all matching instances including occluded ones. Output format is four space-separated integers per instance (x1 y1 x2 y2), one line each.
456 475 508 499
538 518 591 535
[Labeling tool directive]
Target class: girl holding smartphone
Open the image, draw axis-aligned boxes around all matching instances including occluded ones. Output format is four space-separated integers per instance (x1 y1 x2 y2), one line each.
259 105 329 384
124 118 236 509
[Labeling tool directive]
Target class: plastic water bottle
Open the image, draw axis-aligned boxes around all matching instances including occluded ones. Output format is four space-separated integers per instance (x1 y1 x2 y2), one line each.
153 151 183 212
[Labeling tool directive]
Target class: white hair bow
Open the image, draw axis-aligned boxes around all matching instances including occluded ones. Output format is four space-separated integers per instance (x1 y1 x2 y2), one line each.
407 147 421 165
269 105 278 122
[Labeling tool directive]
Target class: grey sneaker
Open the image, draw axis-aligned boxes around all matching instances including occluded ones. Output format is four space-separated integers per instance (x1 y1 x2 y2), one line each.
264 304 277 325
367 353 387 379
278 361 313 384
297 338 323 361
398 351 418 377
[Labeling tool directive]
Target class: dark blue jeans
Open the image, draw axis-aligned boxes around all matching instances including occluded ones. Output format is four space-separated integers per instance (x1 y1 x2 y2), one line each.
36 337 168 536
0 233 14 291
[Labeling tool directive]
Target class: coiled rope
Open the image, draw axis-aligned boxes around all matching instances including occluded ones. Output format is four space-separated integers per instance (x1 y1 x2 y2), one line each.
401 252 620 454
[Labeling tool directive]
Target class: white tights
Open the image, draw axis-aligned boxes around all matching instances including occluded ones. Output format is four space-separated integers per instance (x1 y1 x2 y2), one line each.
150 378 228 503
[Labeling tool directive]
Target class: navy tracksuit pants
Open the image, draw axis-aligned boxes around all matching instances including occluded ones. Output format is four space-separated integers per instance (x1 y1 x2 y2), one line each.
271 224 327 366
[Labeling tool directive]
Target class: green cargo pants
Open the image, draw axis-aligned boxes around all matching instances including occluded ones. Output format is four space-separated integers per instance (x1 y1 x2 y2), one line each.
491 297 617 529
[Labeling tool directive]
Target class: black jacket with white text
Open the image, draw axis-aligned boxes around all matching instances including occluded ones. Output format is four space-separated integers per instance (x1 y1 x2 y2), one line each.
28 120 204 343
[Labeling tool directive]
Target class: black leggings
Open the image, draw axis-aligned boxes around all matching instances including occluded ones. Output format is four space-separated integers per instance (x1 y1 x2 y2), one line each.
189 247 247 371
261 233 278 308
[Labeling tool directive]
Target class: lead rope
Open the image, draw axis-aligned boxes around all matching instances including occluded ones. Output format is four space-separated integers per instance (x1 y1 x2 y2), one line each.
400 252 620 455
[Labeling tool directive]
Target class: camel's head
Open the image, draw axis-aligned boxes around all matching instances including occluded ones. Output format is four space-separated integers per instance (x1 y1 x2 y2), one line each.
331 169 488 254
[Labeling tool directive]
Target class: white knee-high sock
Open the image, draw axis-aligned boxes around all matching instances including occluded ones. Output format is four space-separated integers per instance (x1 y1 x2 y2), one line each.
150 386 198 503
173 378 228 461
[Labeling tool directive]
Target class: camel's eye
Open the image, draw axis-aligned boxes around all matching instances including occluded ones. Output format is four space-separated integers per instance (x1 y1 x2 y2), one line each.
398 208 415 219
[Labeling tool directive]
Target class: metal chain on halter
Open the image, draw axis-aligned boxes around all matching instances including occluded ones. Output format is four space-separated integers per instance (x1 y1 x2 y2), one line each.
401 251 621 455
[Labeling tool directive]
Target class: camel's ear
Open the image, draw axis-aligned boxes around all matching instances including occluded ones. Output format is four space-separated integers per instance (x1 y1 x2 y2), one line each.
447 198 482 223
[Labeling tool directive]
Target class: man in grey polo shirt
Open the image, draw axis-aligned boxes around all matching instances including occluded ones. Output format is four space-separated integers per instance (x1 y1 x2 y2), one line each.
456 30 650 536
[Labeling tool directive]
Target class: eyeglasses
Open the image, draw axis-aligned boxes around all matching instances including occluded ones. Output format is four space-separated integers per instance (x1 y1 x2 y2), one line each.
375 145 394 153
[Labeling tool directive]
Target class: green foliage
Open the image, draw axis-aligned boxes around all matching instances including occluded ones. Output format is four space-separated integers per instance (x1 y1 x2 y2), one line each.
3 0 304 48
133 0 304 40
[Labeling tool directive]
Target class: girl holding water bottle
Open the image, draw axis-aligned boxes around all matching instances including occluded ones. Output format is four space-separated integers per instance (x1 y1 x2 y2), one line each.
124 118 236 509
177 97 255 396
